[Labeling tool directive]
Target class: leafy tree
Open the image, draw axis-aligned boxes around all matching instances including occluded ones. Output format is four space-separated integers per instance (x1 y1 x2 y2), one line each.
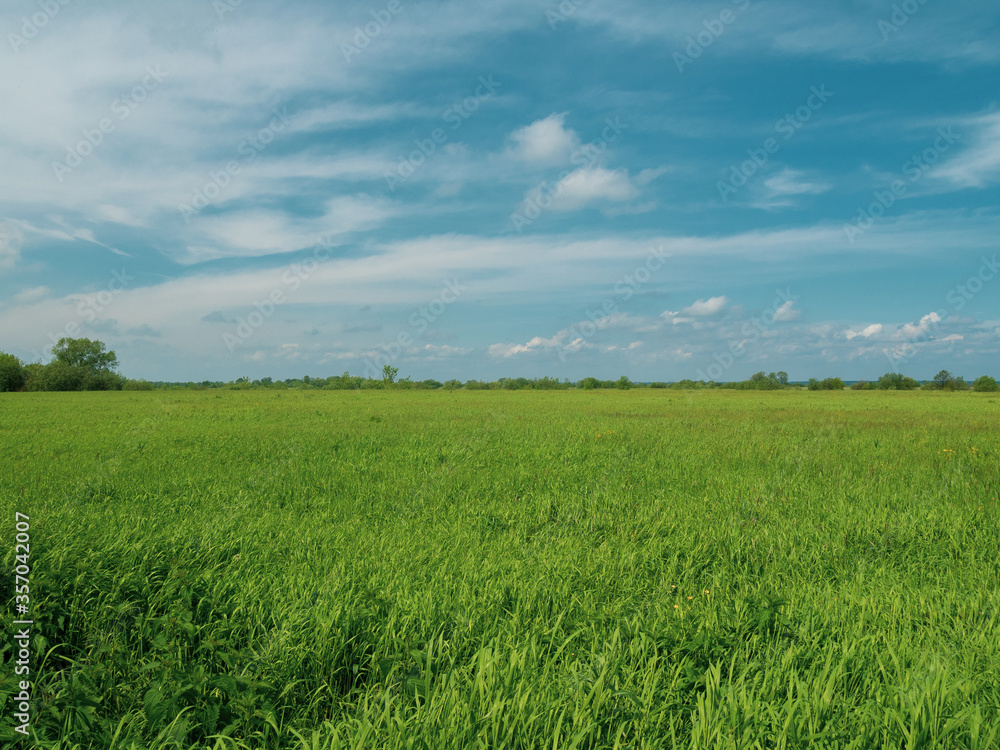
876 372 919 390
382 365 398 386
932 370 953 390
0 352 25 392
777 371 789 385
974 375 999 392
52 337 119 372
616 375 632 390
578 377 600 390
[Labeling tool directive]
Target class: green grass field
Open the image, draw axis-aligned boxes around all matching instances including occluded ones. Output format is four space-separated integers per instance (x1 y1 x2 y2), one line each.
2 390 1000 748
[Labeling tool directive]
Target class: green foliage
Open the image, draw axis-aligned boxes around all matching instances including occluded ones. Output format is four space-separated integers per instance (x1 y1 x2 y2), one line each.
974 375 999 393
877 372 921 390
616 375 632 390
0 351 25 392
930 370 970 391
123 379 155 391
52 337 119 371
808 377 845 391
382 365 398 386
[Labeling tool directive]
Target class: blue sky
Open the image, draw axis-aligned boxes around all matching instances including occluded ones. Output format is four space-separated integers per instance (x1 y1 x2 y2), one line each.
1 0 998 383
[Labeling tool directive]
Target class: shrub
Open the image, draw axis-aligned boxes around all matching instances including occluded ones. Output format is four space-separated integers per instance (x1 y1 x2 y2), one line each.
0 352 25 392
973 375 999 392
578 377 600 390
649 382 668 389
123 379 155 391
616 375 632 390
442 380 463 390
876 372 920 390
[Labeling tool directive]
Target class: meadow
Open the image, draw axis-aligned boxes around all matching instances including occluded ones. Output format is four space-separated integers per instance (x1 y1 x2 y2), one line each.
1 389 999 749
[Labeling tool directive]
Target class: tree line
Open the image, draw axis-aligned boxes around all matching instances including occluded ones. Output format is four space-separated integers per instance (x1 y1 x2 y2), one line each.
1 340 998 393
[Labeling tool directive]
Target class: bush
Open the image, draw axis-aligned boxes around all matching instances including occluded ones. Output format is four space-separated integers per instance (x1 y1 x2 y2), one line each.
123 379 155 391
851 380 876 391
442 380 463 390
27 361 85 391
616 375 632 390
577 377 600 390
973 375 999 392
876 372 920 390
0 352 25 392
533 377 562 390
649 382 668 389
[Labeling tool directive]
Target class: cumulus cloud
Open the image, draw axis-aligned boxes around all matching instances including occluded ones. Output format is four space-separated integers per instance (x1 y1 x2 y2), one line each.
898 311 942 340
681 296 729 317
772 300 801 322
507 113 580 164
845 323 883 340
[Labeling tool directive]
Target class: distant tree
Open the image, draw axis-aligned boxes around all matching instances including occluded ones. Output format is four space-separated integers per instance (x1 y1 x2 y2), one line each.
777 371 789 386
578 377 599 390
876 372 919 390
0 352 25 392
932 370 953 390
382 365 398 386
974 375 999 392
616 375 632 390
442 379 463 390
52 337 119 372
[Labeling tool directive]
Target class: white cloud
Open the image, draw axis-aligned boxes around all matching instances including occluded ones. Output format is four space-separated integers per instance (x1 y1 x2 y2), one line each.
681 296 729 317
506 113 580 164
934 113 1000 188
898 311 942 340
845 323 883 340
13 286 52 304
772 300 801 322
754 169 832 209
527 167 639 212
0 222 23 269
